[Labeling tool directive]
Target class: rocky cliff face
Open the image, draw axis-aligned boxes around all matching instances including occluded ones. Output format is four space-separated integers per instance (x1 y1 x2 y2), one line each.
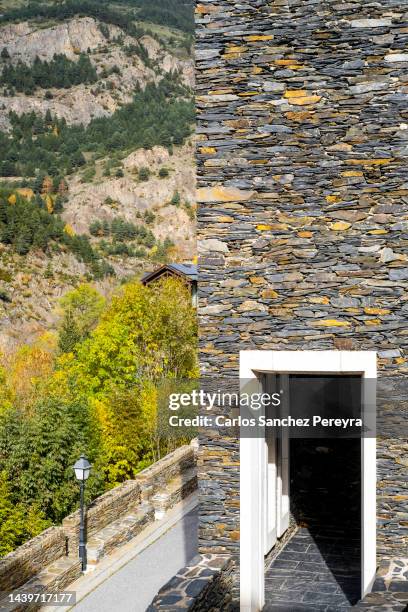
64 142 196 263
0 18 193 128
0 13 195 349
0 17 109 61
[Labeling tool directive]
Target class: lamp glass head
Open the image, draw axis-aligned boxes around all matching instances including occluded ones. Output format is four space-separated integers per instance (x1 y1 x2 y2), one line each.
73 455 91 481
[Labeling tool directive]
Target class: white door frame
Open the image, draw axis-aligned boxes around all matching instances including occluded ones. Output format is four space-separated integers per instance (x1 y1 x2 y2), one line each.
239 351 377 612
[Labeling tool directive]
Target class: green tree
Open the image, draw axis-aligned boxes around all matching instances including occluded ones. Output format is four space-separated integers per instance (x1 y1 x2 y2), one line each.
70 277 197 395
0 399 104 524
58 311 82 354
138 167 150 181
58 284 105 353
170 190 181 206
0 471 50 556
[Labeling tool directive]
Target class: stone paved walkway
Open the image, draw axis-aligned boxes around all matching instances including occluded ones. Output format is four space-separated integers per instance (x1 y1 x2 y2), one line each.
264 525 361 611
264 440 362 611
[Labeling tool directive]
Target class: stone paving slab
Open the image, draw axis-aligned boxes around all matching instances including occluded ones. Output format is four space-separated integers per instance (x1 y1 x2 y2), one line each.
264 526 360 610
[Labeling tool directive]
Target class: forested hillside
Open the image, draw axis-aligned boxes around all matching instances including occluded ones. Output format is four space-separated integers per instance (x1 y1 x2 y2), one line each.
0 277 197 556
0 0 195 350
0 0 196 557
0 0 194 36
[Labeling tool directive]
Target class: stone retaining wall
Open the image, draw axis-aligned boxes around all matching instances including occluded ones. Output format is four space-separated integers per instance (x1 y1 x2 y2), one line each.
147 554 235 611
63 480 142 556
138 443 197 500
0 527 66 591
0 442 198 592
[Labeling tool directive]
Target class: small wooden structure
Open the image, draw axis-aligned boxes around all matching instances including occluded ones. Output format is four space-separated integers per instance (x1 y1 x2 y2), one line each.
141 263 198 306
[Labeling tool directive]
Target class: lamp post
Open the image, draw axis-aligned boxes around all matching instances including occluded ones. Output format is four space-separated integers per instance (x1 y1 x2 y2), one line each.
73 454 91 572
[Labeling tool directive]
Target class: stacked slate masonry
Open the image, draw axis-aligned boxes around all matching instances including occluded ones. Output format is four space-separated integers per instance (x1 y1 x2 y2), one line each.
196 0 408 607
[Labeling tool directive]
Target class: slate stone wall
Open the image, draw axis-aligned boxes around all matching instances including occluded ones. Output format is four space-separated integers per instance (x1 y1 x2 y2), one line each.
0 527 66 591
196 0 408 581
63 442 196 556
147 554 234 611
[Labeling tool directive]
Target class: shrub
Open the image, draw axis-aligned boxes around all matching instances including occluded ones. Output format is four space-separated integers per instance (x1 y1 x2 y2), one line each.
144 210 155 225
170 190 181 206
0 268 11 282
138 167 150 182
0 288 11 302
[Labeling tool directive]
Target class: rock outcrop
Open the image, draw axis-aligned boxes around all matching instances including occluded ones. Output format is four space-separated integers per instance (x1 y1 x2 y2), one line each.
0 18 193 127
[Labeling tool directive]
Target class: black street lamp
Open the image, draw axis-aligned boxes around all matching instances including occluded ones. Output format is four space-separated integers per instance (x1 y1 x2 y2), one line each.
73 454 91 571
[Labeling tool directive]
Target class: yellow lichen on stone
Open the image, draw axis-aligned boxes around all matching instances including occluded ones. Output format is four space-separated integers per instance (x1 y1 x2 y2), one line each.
341 171 364 177
217 216 234 223
209 89 233 95
347 158 392 165
195 3 218 13
369 229 388 235
326 195 342 203
316 320 351 327
298 231 313 237
275 59 300 65
364 307 390 315
309 297 330 304
284 90 307 98
200 147 216 154
285 111 315 121
257 224 273 230
329 221 352 231
365 319 381 325
278 215 313 226
197 186 255 202
246 35 274 41
262 289 279 299
225 45 247 53
252 66 263 74
288 95 322 106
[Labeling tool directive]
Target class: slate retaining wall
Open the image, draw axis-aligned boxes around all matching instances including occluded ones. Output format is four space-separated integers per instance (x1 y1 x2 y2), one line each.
0 527 66 591
63 480 142 557
147 554 235 611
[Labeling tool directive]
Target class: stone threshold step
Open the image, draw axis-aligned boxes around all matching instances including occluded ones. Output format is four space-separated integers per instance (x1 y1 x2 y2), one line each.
151 466 197 519
0 557 81 612
86 502 154 566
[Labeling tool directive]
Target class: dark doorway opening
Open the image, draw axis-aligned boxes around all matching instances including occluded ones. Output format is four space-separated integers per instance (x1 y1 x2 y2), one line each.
289 438 361 606
264 375 362 610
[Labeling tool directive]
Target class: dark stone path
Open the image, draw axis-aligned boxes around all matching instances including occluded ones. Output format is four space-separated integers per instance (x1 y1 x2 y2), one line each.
264 439 362 611
264 525 361 611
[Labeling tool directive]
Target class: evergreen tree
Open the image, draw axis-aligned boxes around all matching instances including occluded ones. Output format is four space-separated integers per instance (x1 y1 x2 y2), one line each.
58 311 82 354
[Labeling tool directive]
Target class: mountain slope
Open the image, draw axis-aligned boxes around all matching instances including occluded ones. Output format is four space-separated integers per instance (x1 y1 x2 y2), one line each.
0 3 195 350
